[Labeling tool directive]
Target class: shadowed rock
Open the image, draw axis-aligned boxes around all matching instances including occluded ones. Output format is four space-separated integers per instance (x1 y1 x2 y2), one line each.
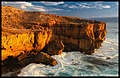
41 40 64 56
1 51 58 75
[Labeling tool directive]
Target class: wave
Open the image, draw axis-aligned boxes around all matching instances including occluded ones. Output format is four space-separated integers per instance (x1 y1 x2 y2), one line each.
17 50 118 76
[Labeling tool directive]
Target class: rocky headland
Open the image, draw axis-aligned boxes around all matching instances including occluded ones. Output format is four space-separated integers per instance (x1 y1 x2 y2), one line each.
1 5 107 74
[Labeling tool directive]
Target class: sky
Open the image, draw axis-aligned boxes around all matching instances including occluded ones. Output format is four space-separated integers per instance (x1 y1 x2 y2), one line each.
2 1 119 18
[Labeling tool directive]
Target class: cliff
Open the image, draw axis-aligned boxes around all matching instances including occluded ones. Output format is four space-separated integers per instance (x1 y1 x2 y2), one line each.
51 22 106 54
1 26 52 61
1 5 107 74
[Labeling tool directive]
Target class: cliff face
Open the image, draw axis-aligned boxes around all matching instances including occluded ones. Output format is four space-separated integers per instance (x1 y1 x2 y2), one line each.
51 22 106 54
1 5 107 74
1 27 52 61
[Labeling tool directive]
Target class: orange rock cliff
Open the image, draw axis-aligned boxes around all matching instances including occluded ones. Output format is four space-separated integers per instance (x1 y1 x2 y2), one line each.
1 5 107 74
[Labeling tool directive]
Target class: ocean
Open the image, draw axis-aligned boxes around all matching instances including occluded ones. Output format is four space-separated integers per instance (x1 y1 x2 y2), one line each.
4 17 119 77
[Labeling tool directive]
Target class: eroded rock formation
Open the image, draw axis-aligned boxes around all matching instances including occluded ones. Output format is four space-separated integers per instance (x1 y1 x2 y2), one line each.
1 27 52 61
42 40 64 56
1 5 107 74
51 22 106 54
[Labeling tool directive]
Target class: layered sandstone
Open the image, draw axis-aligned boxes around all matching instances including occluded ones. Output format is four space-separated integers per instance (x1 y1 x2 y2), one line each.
1 26 52 61
51 22 106 54
1 5 107 74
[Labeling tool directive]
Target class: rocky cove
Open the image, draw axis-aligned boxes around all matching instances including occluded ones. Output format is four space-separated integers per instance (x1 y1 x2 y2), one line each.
1 6 107 75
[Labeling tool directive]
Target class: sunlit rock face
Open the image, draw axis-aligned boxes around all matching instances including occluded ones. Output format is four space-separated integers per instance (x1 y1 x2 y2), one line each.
51 22 106 54
1 28 52 61
1 5 107 74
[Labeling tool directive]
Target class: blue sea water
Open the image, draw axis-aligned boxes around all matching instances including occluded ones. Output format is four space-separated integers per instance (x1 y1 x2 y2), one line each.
4 18 119 77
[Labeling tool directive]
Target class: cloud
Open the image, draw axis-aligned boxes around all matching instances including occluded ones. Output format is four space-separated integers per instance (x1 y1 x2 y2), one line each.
95 4 111 9
76 2 111 9
77 3 94 8
47 8 64 11
1 1 45 12
40 1 64 5
2 1 33 6
29 6 46 11
94 2 111 9
2 1 64 12
101 5 111 8
68 5 78 8
20 5 27 9
80 6 90 8
79 3 89 6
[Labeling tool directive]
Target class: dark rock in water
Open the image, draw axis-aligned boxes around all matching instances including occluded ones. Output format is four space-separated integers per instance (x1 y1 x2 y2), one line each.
2 70 21 77
106 57 111 60
82 56 118 66
33 52 58 66
1 51 58 75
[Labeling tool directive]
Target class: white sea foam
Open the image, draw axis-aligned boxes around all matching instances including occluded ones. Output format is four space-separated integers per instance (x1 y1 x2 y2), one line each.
17 37 118 76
